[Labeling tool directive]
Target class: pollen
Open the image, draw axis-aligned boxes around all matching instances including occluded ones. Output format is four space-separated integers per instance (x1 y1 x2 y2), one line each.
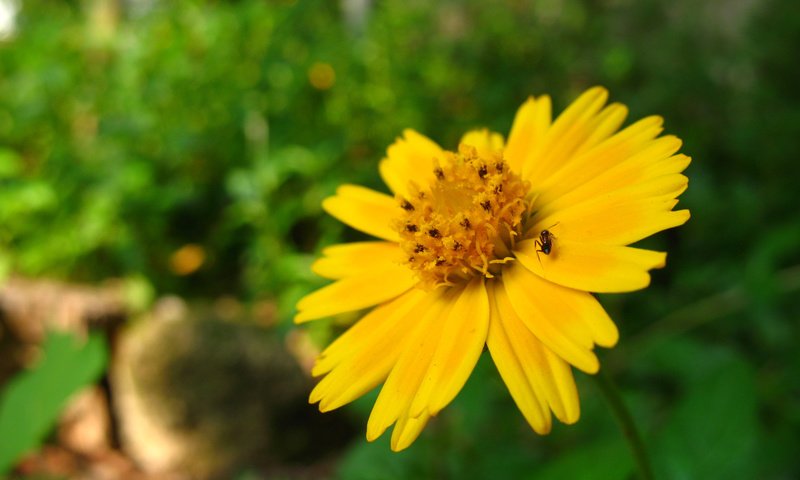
395 144 530 288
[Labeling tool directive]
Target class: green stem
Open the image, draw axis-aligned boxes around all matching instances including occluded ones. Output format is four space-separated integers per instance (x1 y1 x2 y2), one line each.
592 371 654 480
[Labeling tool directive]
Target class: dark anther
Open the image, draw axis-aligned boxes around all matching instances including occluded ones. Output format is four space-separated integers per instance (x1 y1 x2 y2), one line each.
495 162 504 172
428 228 441 238
434 167 444 180
405 223 418 232
435 258 447 266
414 244 426 253
494 184 503 194
418 192 426 199
478 165 488 178
460 218 471 229
481 200 492 212
408 256 416 262
452 241 462 250
401 200 415 211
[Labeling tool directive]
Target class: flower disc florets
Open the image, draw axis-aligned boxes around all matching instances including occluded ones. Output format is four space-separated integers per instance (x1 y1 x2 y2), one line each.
394 144 530 288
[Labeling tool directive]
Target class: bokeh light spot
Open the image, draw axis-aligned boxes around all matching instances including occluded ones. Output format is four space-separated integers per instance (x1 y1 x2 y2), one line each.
169 244 206 276
308 62 336 90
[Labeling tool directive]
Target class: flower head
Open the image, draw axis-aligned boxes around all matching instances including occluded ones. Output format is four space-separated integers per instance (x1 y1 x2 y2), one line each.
296 87 690 451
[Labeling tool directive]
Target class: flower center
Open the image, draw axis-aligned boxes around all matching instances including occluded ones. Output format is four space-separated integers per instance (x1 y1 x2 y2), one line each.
394 144 530 289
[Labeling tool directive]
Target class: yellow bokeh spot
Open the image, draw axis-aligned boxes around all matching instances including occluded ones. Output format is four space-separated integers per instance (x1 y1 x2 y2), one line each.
308 62 336 90
169 244 206 276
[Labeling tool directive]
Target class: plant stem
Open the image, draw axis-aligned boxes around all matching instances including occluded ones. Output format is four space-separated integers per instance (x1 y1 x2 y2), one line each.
592 371 654 480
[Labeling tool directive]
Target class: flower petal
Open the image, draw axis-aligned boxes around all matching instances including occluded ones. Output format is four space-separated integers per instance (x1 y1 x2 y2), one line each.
366 290 452 442
536 135 687 216
505 96 552 173
322 184 400 242
459 128 505 157
531 176 691 246
516 239 667 293
310 289 432 412
379 129 444 197
390 410 431 452
533 115 665 204
529 198 690 249
487 286 552 433
409 278 489 418
489 281 581 425
522 86 609 186
574 102 628 155
311 287 427 376
503 263 618 372
295 265 417 323
534 170 689 223
312 241 404 279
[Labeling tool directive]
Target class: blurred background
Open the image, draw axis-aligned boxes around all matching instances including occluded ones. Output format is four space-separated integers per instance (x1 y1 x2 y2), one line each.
0 0 798 478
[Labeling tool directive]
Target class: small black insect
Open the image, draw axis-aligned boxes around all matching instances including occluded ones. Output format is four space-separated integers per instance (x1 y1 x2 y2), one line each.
534 224 559 264
534 229 554 256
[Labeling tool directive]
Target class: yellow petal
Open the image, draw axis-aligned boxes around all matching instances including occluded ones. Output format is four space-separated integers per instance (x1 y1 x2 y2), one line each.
459 128 505 157
533 115 665 204
522 86 609 186
529 197 690 245
322 184 400 242
366 290 451 442
516 239 667 294
534 172 689 225
491 282 581 424
311 288 428 375
504 95 552 172
574 103 628 155
409 278 489 417
535 136 686 215
379 129 444 197
295 265 417 323
531 177 690 246
312 241 404 279
589 151 691 202
503 263 617 372
390 410 431 452
486 285 552 433
310 289 432 412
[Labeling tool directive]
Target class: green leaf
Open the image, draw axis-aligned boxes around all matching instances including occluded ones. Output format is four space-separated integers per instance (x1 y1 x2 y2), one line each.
0 331 108 474
529 440 633 480
653 357 758 480
336 434 421 480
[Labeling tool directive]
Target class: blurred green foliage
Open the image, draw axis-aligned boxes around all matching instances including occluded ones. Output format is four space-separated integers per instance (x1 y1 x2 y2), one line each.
0 0 798 478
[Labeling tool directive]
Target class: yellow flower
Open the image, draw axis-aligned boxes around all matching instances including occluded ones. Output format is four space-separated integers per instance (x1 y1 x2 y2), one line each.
295 87 690 451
